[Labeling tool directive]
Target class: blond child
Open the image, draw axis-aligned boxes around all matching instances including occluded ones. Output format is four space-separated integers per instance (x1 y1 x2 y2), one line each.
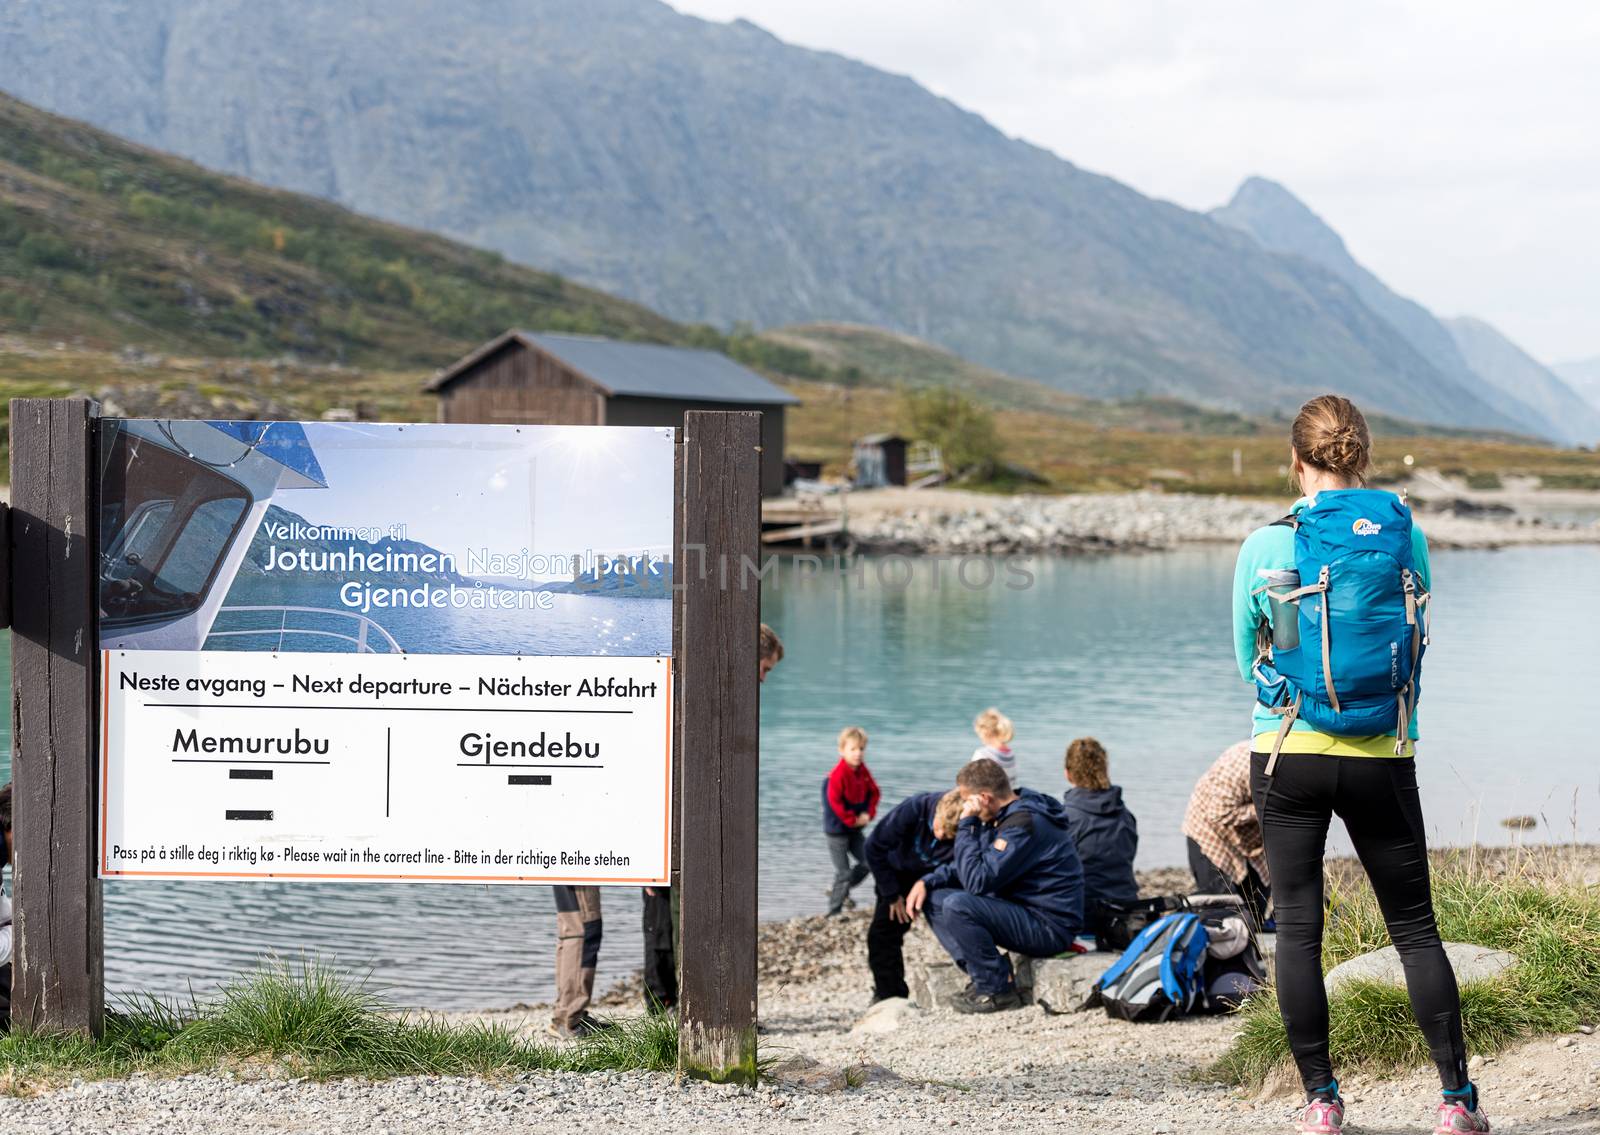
969 707 1019 787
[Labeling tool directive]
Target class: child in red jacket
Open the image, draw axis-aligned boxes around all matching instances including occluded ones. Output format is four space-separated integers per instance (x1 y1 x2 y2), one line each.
823 726 880 916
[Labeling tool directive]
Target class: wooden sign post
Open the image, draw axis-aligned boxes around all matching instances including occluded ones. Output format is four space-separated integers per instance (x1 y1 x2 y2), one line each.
5 400 761 1071
675 410 762 1083
8 397 105 1036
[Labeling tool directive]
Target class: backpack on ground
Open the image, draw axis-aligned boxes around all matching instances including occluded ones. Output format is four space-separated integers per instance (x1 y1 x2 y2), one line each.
1082 911 1210 1022
1252 488 1429 771
1186 896 1268 1010
1093 894 1186 953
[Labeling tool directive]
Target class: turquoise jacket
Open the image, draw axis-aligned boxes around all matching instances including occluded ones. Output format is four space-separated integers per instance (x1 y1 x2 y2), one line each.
1232 497 1431 748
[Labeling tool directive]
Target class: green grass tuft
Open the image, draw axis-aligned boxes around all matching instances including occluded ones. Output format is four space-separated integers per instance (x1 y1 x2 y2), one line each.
0 960 677 1095
1215 849 1600 1087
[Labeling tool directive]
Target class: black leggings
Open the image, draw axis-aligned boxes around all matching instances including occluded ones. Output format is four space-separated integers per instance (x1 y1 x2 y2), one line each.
1249 752 1467 1095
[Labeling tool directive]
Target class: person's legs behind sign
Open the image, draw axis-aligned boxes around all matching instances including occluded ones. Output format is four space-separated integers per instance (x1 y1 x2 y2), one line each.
550 884 606 1039
641 885 676 1012
1 781 12 1033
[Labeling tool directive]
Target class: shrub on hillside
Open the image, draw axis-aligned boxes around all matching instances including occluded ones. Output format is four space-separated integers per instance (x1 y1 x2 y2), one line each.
901 385 1001 478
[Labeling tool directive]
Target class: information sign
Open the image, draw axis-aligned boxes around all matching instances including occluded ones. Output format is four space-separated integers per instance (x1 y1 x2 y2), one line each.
96 420 675 884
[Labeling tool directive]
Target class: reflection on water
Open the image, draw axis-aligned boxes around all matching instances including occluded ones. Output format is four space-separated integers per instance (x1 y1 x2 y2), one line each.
2 544 1596 1009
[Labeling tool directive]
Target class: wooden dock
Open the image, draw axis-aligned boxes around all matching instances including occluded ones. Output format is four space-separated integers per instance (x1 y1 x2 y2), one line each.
760 493 848 549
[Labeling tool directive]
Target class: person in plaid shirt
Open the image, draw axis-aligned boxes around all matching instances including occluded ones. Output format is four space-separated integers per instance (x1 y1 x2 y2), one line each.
1181 741 1270 926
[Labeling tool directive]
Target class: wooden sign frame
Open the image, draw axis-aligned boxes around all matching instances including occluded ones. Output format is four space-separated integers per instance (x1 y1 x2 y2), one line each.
5 399 762 1085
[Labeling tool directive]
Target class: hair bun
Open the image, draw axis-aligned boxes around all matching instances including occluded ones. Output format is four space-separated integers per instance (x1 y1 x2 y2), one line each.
1292 395 1371 480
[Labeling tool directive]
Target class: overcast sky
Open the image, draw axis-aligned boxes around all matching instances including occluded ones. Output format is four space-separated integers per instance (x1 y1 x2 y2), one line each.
673 1 1600 364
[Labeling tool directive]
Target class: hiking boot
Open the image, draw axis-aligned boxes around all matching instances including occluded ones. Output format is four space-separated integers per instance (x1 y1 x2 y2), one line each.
1434 1100 1490 1133
1295 1096 1344 1134
546 1011 615 1040
949 986 1023 1014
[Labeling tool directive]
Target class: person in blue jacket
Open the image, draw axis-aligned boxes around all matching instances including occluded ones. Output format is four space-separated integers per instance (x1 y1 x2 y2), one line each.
862 788 963 1003
1060 736 1140 948
906 758 1085 1013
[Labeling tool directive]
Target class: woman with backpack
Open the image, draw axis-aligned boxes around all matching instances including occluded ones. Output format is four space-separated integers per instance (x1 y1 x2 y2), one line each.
1232 395 1488 1135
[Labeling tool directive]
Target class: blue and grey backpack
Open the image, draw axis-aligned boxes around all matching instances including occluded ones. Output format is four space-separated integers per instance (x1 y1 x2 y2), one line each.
1252 488 1430 771
1083 911 1210 1022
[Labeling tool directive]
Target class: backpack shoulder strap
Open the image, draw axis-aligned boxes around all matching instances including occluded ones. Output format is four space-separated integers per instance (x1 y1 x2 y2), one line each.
1270 512 1299 529
1158 914 1208 1008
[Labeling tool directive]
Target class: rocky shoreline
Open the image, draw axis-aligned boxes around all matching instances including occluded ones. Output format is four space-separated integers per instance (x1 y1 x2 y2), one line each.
838 488 1600 555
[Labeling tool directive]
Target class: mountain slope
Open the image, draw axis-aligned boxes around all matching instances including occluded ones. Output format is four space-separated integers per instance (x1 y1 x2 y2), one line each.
0 86 878 395
762 323 1085 413
1553 359 1600 416
0 0 1525 433
1445 319 1600 448
1211 177 1581 443
768 322 1266 433
0 90 681 366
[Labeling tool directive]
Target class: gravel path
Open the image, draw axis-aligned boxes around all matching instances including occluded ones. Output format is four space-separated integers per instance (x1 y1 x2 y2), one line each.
5 900 1598 1134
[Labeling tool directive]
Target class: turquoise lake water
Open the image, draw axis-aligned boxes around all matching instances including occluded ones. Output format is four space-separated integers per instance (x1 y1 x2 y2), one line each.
2 544 1596 1009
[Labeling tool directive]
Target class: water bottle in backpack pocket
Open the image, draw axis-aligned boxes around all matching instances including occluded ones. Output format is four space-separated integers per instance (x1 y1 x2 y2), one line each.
1256 567 1301 652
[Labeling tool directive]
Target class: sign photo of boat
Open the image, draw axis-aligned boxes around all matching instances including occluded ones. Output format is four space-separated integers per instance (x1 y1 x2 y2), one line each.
97 420 676 658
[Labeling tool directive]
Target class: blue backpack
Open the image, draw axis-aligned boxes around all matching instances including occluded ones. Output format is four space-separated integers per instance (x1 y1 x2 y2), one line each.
1084 911 1210 1022
1253 489 1429 771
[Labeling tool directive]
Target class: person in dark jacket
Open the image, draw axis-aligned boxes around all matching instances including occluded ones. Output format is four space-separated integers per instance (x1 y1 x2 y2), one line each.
1060 737 1140 948
907 759 1085 1013
862 788 963 1002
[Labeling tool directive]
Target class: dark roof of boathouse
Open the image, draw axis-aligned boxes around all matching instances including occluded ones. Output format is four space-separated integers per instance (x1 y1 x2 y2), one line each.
426 330 799 405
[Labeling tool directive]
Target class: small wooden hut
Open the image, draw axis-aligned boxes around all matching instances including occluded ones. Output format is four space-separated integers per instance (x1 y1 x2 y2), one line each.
426 331 798 496
851 433 909 488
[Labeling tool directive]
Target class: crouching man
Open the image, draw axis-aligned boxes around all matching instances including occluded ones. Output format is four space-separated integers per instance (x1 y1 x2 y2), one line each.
906 758 1084 1013
863 788 964 1003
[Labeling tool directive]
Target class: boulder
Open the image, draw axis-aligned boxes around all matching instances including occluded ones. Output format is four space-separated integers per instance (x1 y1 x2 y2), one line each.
765 1055 848 1093
850 996 918 1035
1017 952 1109 1013
766 1055 898 1092
907 960 970 1010
910 951 1109 1011
1325 942 1517 995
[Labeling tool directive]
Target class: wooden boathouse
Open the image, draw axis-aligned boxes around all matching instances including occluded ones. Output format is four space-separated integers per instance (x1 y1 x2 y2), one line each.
426 330 798 496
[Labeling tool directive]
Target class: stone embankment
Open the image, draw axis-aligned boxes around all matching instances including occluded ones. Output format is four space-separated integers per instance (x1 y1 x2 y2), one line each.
838 488 1600 555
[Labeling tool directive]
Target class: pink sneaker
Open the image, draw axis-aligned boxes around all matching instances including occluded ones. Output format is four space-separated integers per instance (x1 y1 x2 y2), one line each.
1434 1100 1491 1133
1296 1097 1344 1133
